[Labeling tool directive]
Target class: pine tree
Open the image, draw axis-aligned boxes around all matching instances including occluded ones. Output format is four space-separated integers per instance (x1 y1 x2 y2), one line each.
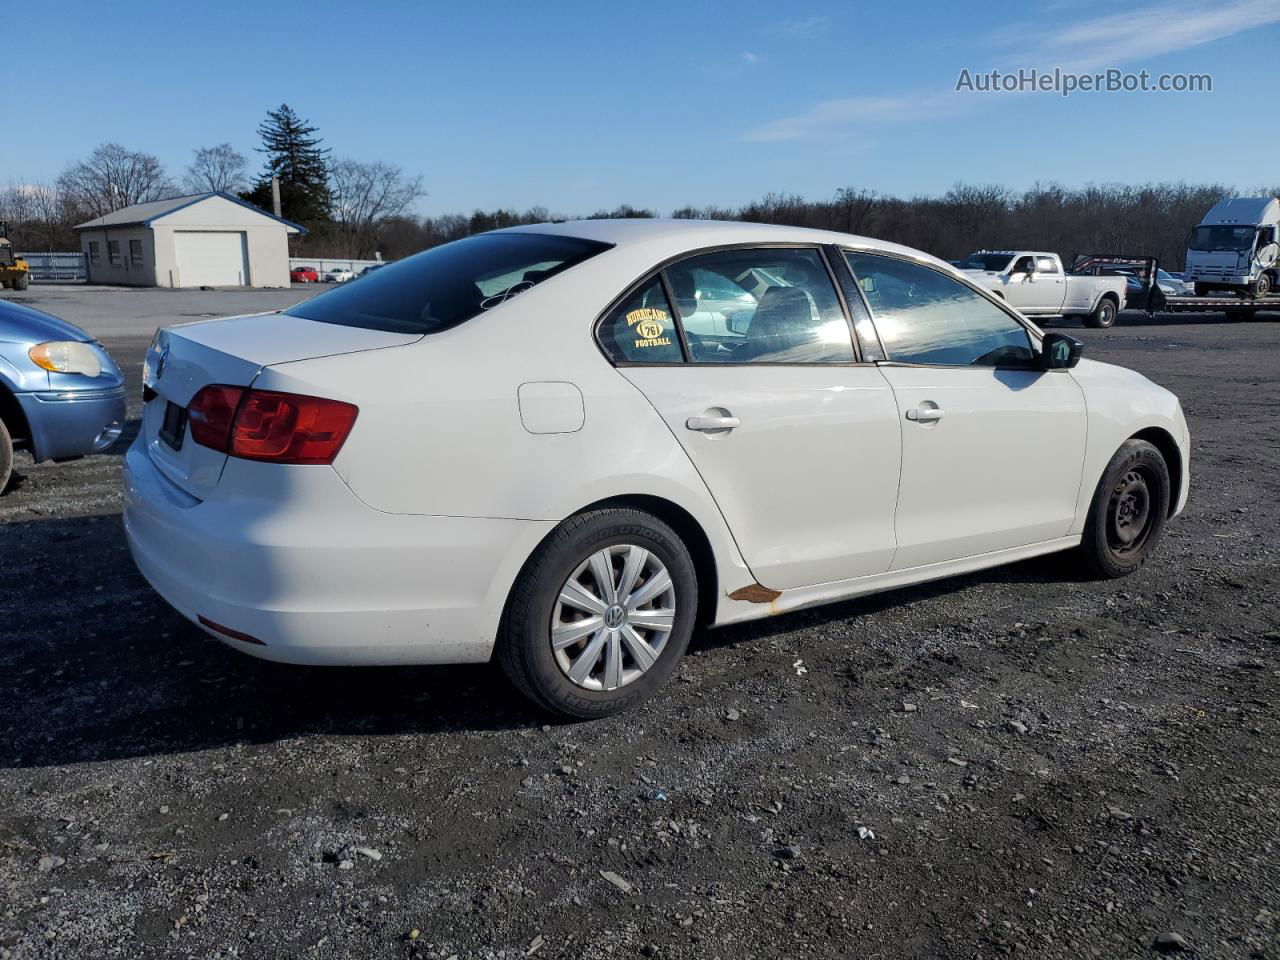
242 104 332 227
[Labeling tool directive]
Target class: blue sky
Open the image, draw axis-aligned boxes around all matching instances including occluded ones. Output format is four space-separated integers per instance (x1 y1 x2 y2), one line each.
9 0 1278 215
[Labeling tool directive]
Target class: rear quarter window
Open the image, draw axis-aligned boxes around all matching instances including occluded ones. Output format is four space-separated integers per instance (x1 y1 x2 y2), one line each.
286 233 612 335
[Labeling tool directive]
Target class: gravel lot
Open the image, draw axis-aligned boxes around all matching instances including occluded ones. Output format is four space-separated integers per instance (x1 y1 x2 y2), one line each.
1 288 1277 960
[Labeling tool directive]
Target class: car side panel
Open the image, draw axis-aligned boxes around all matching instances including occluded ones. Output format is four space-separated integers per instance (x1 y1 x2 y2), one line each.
1067 358 1190 532
250 279 756 631
621 364 901 589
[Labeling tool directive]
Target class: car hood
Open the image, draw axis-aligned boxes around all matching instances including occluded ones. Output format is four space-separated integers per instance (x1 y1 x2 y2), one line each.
0 298 94 345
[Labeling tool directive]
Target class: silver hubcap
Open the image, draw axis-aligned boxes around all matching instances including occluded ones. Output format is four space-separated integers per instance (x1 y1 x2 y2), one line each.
551 544 676 692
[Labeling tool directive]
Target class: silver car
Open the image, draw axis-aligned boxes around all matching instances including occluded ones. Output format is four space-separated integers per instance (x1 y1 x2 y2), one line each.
0 298 126 493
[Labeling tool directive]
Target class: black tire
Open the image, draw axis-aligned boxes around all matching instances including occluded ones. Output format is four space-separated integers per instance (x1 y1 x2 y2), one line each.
12 273 28 291
498 508 698 719
1083 297 1117 329
1251 273 1272 299
0 417 12 496
1079 439 1171 579
1193 283 1214 297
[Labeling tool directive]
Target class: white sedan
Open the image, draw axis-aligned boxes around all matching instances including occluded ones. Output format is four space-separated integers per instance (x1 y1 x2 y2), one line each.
323 267 355 283
124 220 1190 717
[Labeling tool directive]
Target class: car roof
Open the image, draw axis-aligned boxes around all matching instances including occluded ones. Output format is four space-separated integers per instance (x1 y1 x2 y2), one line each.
495 218 957 272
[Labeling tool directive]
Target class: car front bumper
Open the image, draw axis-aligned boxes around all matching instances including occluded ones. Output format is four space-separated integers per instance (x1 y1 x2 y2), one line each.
17 385 127 461
122 437 554 666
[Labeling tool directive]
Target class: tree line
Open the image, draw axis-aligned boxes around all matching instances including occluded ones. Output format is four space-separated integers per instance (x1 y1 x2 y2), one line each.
362 183 1276 271
1 104 1274 270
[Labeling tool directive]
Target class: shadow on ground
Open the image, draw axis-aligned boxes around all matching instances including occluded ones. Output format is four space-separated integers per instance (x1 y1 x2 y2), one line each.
1 510 1083 770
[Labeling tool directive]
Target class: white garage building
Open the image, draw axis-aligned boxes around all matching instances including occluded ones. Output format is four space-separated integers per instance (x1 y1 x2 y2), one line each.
74 192 304 288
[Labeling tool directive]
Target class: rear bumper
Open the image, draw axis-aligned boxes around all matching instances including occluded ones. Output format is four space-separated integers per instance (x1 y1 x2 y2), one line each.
17 386 126 461
123 438 554 665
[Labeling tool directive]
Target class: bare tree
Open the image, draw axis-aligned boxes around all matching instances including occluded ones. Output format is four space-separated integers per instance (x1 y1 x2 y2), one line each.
0 181 79 250
185 143 248 194
833 187 878 235
57 143 175 218
328 159 425 258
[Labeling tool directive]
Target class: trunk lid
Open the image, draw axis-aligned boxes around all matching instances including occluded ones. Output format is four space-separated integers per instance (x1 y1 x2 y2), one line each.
142 312 419 500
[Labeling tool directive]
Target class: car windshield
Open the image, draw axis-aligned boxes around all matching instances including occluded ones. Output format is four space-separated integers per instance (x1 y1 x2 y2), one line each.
1189 225 1256 252
288 233 611 335
956 253 1015 271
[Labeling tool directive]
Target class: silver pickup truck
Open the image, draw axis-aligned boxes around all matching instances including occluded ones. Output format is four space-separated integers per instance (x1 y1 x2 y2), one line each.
956 251 1129 328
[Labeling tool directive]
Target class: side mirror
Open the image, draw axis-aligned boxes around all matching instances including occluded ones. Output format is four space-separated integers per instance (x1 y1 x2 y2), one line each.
1041 332 1083 370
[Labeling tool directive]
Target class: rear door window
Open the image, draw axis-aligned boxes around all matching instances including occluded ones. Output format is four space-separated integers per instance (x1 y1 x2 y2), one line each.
598 279 683 363
286 233 612 335
663 248 853 363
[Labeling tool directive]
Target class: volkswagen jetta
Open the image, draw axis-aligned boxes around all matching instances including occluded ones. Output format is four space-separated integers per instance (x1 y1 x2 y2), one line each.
124 220 1190 717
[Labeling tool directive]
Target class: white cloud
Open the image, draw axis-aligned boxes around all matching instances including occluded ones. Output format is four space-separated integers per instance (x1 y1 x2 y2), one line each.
745 0 1272 141
745 93 962 142
741 50 760 65
774 16 830 38
1018 0 1280 70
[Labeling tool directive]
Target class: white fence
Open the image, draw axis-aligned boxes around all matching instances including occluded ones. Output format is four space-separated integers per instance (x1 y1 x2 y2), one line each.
17 253 386 284
289 257 383 276
18 251 87 282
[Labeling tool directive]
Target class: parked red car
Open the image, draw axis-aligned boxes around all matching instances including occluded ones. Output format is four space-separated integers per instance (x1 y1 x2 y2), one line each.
290 265 319 284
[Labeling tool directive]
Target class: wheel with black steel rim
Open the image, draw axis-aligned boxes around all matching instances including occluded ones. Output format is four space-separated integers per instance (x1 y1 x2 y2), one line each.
1079 439 1171 578
498 508 697 718
1084 297 1118 329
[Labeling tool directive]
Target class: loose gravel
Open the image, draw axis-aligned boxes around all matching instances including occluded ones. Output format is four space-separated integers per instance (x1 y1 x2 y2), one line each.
0 303 1276 959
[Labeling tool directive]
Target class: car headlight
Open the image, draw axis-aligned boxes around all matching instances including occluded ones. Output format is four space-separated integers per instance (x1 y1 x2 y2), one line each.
28 341 103 378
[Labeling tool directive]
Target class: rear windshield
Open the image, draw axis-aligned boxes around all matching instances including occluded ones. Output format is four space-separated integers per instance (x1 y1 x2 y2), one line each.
286 232 612 335
956 253 1014 271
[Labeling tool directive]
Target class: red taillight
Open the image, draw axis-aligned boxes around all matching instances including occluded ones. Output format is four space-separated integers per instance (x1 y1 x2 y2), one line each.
188 386 358 465
188 385 244 451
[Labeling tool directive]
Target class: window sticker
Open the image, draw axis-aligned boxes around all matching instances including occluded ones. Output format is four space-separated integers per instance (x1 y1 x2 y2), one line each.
626 307 673 349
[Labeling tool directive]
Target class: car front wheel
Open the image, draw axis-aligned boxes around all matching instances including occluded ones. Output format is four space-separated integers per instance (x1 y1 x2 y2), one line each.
0 416 12 494
1079 439 1171 578
498 508 698 718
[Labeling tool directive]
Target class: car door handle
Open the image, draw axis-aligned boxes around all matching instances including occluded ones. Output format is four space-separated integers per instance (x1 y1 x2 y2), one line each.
906 406 944 423
686 415 741 432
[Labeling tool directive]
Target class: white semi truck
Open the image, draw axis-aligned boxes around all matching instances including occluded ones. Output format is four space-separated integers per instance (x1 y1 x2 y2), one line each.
1183 196 1279 299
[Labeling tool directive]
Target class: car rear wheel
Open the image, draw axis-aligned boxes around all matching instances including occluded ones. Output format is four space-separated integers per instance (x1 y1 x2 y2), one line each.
498 508 698 719
1084 297 1117 329
1079 439 1171 578
0 417 13 495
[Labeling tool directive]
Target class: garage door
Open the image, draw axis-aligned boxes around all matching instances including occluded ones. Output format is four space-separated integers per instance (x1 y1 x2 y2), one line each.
173 231 249 287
